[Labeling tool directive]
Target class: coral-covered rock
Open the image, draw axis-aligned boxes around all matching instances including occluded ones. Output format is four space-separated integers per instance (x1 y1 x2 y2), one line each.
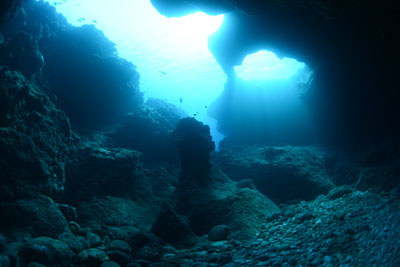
0 67 76 195
214 141 334 204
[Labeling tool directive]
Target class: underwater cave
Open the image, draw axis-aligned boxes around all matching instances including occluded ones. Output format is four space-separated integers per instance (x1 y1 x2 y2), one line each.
0 0 400 266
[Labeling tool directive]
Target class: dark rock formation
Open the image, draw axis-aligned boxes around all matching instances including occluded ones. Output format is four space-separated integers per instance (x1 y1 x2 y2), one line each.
107 98 185 162
173 117 215 184
0 31 44 77
0 67 76 196
151 203 195 244
214 141 335 204
163 118 280 240
0 0 22 26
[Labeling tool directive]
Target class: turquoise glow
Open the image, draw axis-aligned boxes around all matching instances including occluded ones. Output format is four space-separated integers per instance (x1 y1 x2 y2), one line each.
42 0 308 146
235 50 305 81
44 0 226 142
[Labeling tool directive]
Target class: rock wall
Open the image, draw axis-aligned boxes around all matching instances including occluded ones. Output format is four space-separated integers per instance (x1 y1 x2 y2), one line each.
0 67 77 196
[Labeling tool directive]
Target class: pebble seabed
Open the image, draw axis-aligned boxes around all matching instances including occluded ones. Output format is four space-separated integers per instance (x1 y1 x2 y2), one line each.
155 187 400 267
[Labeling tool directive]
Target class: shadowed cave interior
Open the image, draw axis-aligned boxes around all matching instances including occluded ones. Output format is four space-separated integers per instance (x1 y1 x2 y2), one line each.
0 0 400 266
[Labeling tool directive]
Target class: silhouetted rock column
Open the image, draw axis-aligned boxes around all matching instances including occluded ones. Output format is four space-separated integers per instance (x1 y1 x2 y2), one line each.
173 118 215 185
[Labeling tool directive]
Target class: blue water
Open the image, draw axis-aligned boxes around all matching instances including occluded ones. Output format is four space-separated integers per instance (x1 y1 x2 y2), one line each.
43 0 307 146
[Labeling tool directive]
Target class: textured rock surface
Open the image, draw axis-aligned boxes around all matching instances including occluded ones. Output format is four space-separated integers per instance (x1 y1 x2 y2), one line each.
168 118 279 241
172 164 280 241
144 187 400 266
0 67 76 195
64 144 150 204
77 196 159 235
107 98 185 162
0 195 69 238
214 141 334 203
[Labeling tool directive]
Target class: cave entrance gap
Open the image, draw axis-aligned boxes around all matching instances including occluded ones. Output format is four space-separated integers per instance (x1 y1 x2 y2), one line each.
43 0 311 146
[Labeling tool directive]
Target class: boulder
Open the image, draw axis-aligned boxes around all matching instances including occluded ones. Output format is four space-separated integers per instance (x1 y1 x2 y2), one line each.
208 225 230 241
0 195 69 237
75 248 108 267
18 237 73 266
151 203 195 244
58 232 89 253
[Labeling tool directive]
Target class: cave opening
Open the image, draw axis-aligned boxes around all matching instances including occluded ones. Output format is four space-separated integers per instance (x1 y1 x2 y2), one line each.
43 0 311 147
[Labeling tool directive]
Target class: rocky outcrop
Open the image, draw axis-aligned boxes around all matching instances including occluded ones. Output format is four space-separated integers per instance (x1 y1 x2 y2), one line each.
0 67 76 196
107 98 186 162
152 118 280 242
214 141 335 204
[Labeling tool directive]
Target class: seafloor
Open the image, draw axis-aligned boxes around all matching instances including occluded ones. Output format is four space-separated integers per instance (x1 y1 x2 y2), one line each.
0 1 399 267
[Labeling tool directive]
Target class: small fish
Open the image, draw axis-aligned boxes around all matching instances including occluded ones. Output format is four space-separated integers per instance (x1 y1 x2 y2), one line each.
92 19 97 23
204 105 207 109
158 70 167 75
179 97 183 104
193 114 197 117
